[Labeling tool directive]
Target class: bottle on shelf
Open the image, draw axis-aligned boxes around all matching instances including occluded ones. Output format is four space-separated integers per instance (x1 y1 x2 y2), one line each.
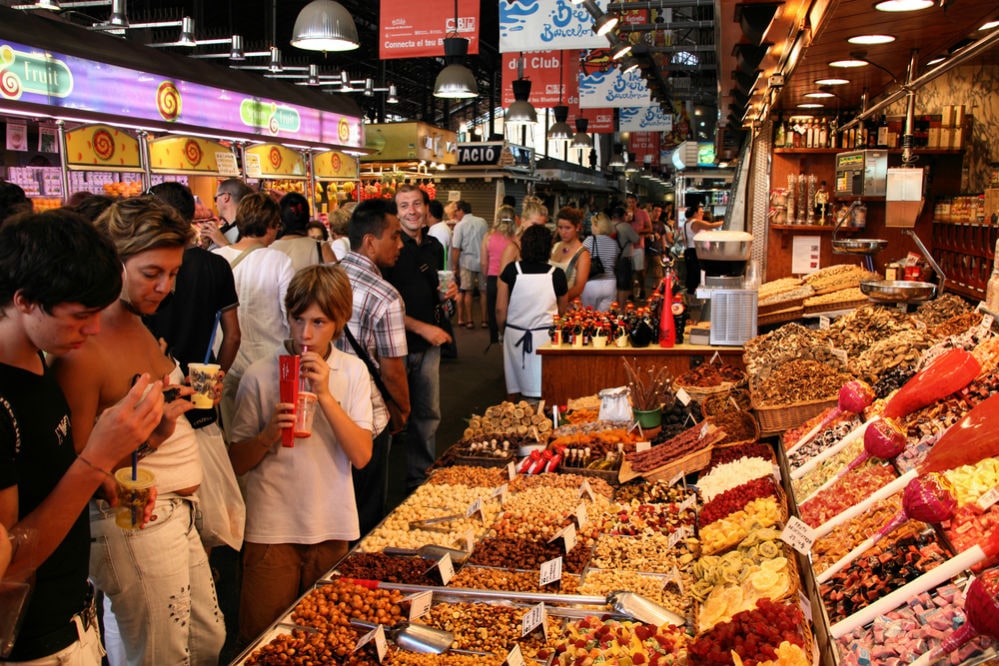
986 238 999 312
775 115 787 148
876 115 889 149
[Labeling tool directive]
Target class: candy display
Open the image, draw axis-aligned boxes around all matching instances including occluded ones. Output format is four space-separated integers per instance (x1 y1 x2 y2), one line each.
553 617 689 666
799 462 897 527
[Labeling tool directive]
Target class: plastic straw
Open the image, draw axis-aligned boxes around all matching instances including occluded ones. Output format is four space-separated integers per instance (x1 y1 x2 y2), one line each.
131 451 137 481
203 310 223 364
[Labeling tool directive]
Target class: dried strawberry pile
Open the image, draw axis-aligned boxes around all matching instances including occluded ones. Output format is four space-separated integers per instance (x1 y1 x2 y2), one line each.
688 598 807 665
699 477 780 527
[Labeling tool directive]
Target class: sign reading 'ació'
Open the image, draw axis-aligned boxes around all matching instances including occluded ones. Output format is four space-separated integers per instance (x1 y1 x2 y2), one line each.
0 40 363 149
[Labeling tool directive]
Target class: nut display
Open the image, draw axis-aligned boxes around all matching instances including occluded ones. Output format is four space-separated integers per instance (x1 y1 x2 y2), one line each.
590 533 699 574
577 568 694 619
463 401 552 441
751 359 853 407
425 465 508 488
334 552 439 586
450 566 581 595
705 411 759 446
614 480 698 505
467 536 591 573
422 602 560 659
675 362 746 388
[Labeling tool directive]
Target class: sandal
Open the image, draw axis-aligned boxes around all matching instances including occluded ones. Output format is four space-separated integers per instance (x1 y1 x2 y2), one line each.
464 322 475 329
480 322 489 329
456 320 466 327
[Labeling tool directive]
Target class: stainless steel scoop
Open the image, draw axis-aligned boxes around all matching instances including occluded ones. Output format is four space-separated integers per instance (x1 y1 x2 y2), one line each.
381 544 470 563
350 619 454 654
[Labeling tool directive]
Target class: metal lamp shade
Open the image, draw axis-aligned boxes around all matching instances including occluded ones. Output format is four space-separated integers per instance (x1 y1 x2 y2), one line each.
434 37 478 99
291 0 360 52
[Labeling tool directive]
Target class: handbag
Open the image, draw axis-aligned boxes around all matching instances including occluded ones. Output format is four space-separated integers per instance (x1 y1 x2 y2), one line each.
194 424 245 551
613 228 633 290
342 326 408 434
586 237 605 279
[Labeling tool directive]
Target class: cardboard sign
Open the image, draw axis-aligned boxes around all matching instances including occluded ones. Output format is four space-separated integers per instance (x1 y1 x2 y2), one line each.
781 516 816 555
539 557 563 587
407 591 433 621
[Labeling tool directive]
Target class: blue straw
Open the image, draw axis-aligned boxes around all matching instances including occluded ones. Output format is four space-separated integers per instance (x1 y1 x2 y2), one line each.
203 310 223 364
132 450 138 481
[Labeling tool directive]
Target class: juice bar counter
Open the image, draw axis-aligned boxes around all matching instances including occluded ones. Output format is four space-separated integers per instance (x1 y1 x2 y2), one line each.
537 342 745 405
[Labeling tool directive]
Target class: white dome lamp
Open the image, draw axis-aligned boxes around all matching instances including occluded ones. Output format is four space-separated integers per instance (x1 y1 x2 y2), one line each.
291 0 360 52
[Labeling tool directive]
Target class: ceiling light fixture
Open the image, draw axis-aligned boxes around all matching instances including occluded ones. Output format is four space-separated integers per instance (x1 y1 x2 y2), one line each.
874 0 933 11
387 85 399 104
848 34 896 45
620 56 640 74
434 0 478 99
306 64 321 86
505 54 537 126
290 0 360 52
592 12 619 36
926 56 946 65
148 16 198 48
980 20 999 30
829 58 869 68
609 40 632 60
805 91 835 98
267 46 282 73
177 16 196 46
798 103 824 108
548 106 574 141
608 146 626 169
107 0 126 25
815 77 850 85
363 78 374 96
571 118 593 149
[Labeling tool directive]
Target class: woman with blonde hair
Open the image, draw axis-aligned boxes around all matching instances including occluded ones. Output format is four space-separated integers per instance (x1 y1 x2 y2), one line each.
480 205 517 343
580 212 620 311
54 196 225 666
549 206 590 302
499 201 548 276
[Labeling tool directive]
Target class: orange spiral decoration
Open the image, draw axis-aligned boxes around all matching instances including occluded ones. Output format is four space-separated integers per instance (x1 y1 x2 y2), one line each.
156 81 181 122
92 129 115 161
0 69 21 99
184 139 203 166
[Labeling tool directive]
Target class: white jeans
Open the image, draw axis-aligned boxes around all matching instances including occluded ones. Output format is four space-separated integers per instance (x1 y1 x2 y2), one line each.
89 496 224 666
581 278 616 312
0 616 103 666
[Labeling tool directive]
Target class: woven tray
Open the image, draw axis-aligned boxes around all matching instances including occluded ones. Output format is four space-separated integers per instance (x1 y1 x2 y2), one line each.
757 295 807 315
757 306 804 327
673 379 745 403
803 297 868 315
753 396 838 437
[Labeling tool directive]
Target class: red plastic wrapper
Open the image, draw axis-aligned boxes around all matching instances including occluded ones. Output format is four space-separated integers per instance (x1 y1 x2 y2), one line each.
278 355 300 447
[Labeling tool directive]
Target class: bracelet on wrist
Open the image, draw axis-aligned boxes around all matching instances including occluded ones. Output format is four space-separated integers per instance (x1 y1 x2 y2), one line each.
76 454 112 478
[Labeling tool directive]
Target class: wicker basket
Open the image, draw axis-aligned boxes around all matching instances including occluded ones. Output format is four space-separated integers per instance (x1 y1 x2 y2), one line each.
757 295 806 315
674 380 742 403
706 410 761 446
753 396 838 437
701 388 752 417
757 306 804 327
556 462 620 486
803 298 868 315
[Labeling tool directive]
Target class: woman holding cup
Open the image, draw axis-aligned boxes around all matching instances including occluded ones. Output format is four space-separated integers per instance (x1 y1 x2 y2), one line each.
53 196 225 666
228 264 373 643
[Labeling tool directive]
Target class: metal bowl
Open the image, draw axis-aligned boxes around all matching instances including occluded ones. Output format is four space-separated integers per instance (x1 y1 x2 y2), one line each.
860 279 937 303
832 238 889 255
693 231 753 261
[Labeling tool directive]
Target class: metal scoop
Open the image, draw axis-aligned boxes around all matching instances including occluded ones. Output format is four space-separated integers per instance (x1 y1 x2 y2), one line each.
381 544 470 563
350 619 454 654
609 591 686 627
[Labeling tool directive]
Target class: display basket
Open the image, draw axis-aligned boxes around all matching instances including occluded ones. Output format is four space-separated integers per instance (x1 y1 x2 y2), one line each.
673 380 742 404
757 306 804 327
757 295 807 315
451 447 516 469
618 445 714 485
556 461 620 486
752 395 838 437
706 410 761 447
698 492 789 556
698 479 788 533
803 297 868 315
701 388 752 417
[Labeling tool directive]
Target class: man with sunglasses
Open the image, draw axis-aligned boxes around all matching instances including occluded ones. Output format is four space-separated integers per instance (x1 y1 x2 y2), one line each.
200 178 252 249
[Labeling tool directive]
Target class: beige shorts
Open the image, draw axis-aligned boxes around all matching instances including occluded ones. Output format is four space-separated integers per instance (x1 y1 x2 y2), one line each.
459 267 482 292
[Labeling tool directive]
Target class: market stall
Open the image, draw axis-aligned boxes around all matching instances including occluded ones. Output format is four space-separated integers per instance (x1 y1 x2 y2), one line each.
312 150 360 215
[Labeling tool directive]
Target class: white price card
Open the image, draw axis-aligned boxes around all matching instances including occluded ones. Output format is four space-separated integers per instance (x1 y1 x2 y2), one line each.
521 602 548 639
676 388 692 406
492 484 509 504
978 486 999 511
462 528 475 553
435 553 455 586
243 152 262 178
831 348 849 365
503 643 526 666
465 497 485 521
508 460 517 481
819 315 831 330
215 151 240 177
549 523 577 553
407 591 433 621
579 479 597 502
798 590 813 623
679 494 696 513
710 351 721 364
635 441 651 453
982 314 995 330
773 465 782 483
669 471 684 488
353 624 388 662
539 557 563 587
574 502 588 530
780 516 816 556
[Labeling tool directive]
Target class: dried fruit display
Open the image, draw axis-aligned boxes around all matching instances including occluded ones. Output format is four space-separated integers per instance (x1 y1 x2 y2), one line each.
700 477 781 527
703 388 753 416
602 502 696 537
799 463 897 528
698 457 777 502
743 323 826 378
929 311 982 339
676 362 746 388
549 428 642 456
699 497 783 555
688 599 810 666
553 617 689 666
751 359 853 408
614 480 697 505
820 304 917 358
706 411 759 445
696 556 795 631
463 400 552 441
852 328 937 384
704 443 773 475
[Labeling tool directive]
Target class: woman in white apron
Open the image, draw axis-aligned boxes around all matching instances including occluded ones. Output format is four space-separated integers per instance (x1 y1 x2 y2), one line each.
496 226 569 400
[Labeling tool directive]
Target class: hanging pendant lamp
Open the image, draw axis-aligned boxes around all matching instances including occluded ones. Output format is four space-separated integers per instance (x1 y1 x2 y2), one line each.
571 118 593 148
291 0 360 52
434 36 478 99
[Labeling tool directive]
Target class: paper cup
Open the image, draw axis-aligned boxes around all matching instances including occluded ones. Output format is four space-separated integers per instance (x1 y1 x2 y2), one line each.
114 467 155 530
437 269 454 295
187 363 221 409
294 391 318 438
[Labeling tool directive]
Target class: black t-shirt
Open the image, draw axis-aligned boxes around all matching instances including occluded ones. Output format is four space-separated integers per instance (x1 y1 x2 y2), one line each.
499 260 569 295
383 232 445 354
0 360 90 660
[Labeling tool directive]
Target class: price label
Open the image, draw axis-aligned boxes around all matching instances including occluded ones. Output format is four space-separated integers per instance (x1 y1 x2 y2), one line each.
635 441 651 453
898 302 908 313
539 557 563 587
353 624 388 662
977 486 999 511
831 348 849 365
819 315 831 330
435 553 455 586
781 516 816 555
579 480 596 502
679 494 696 513
549 523 577 553
676 388 692 406
407 591 433 621
710 350 721 364
503 643 526 666
508 460 517 481
462 528 475 553
773 465 782 483
982 314 995 330
798 590 813 623
492 484 509 504
574 502 588 530
664 564 685 595
215 151 240 177
243 152 262 178
466 498 485 521
521 602 549 639
669 471 684 487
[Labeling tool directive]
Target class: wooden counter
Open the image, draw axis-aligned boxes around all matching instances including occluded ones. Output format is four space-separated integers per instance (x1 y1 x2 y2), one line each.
537 342 746 405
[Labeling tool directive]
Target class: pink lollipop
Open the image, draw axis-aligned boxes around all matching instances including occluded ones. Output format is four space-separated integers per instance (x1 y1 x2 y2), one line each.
786 380 874 454
910 572 999 665
811 417 907 495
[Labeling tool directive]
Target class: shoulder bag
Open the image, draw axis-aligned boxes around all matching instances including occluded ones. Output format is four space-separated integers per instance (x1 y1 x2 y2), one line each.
341 326 408 434
586 237 605 279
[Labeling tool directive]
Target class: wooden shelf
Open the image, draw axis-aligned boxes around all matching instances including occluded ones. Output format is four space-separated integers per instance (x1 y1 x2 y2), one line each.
770 224 860 233
774 148 964 155
946 282 985 302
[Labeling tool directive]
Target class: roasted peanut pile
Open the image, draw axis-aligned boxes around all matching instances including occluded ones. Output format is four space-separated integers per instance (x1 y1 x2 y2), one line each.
425 465 508 488
422 602 560 659
450 566 581 594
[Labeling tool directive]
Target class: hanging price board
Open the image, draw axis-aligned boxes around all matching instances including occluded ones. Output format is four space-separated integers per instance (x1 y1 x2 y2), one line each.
434 553 455 586
508 460 517 481
465 497 485 521
781 516 816 555
462 528 475 553
549 523 577 553
492 484 509 504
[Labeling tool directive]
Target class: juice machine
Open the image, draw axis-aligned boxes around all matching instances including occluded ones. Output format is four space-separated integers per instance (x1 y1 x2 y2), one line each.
693 230 757 346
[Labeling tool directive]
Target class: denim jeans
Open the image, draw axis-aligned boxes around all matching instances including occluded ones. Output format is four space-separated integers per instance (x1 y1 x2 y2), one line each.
0 616 103 666
404 345 441 490
89 496 224 666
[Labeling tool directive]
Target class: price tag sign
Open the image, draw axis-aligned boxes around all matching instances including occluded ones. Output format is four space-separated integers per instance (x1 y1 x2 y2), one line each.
503 643 526 666
492 484 509 504
831 348 849 365
521 602 548 639
573 502 589 530
819 315 831 330
508 460 517 481
710 351 721 364
773 465 782 483
676 388 692 406
549 523 577 553
353 624 388 662
669 471 684 487
244 152 262 178
539 557 563 587
462 528 475 553
982 314 995 330
215 151 240 177
664 564 685 595
435 553 455 586
466 498 485 521
798 590 813 623
977 486 999 511
679 494 696 513
407 591 433 621
635 441 651 453
781 516 816 555
579 480 597 502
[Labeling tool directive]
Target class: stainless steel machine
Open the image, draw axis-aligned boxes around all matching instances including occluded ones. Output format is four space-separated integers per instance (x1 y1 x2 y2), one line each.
693 230 758 346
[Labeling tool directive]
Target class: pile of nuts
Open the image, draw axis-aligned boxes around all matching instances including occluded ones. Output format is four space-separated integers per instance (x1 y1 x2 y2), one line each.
422 602 560 659
590 533 698 575
334 553 439 586
450 566 581 594
751 359 853 407
463 401 552 442
425 466 507 488
577 568 694 619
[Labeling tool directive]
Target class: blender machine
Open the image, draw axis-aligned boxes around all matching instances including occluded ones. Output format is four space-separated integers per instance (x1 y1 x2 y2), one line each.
693 230 758 346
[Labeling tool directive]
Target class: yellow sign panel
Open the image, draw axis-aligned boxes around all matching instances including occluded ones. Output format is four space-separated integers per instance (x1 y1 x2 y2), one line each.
149 136 233 174
65 124 142 172
361 122 458 165
313 150 357 179
245 144 307 179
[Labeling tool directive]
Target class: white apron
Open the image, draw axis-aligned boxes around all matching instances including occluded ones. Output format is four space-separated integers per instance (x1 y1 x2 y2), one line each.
503 263 558 398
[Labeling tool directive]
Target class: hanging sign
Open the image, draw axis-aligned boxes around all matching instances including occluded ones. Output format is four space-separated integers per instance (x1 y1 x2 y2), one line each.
244 144 307 179
579 67 652 108
379 0 480 58
580 107 615 133
501 51 580 108
148 136 233 175
620 106 673 133
64 124 142 171
313 151 358 179
628 132 661 167
499 0 609 52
